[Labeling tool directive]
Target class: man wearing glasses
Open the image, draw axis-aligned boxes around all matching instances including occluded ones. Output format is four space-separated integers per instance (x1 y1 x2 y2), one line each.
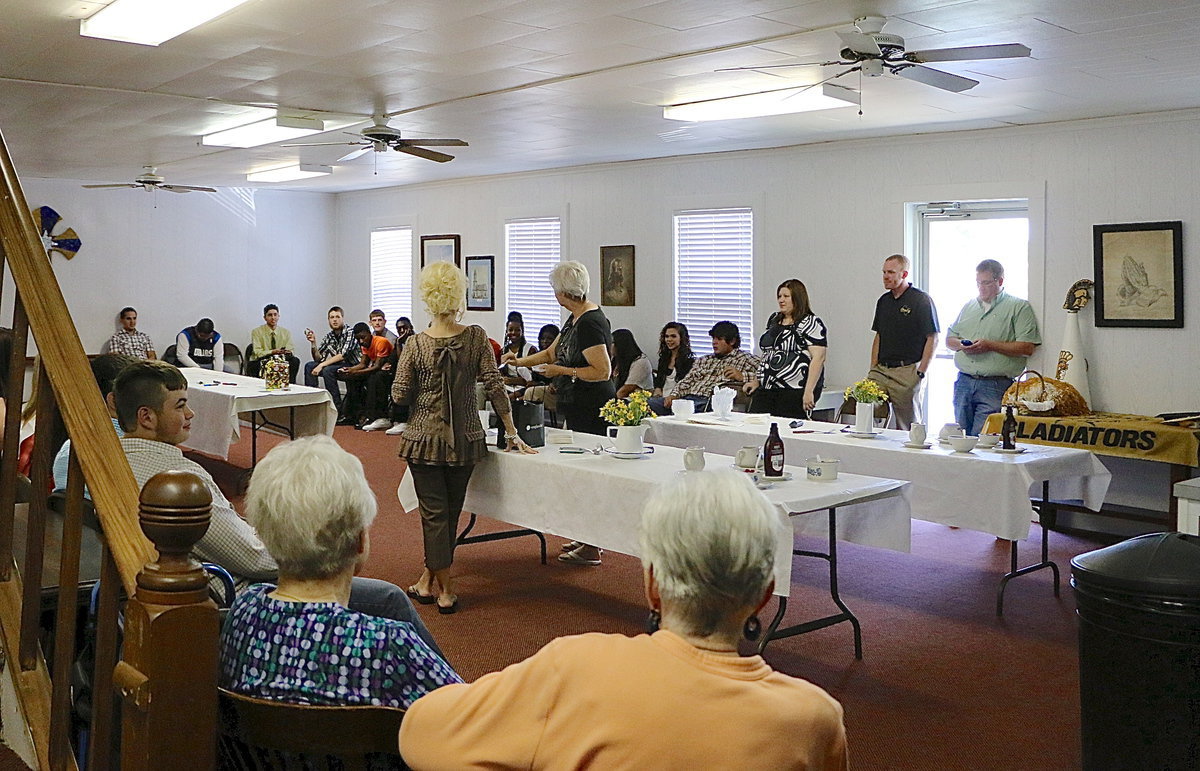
946 259 1041 435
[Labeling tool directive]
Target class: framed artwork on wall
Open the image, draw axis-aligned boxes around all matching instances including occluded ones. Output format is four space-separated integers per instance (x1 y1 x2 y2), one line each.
465 255 495 312
1093 221 1183 328
420 234 461 268
600 244 635 306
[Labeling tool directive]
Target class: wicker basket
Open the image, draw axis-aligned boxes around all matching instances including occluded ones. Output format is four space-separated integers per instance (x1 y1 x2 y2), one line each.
1001 370 1089 417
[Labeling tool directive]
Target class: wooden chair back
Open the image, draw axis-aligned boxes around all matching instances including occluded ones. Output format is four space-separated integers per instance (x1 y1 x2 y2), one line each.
217 688 407 770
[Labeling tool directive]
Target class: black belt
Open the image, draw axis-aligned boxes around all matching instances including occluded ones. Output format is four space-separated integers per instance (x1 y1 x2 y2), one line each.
878 359 919 368
961 373 1014 381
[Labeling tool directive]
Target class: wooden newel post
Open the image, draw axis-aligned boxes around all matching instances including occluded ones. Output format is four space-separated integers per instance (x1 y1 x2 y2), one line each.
118 471 218 770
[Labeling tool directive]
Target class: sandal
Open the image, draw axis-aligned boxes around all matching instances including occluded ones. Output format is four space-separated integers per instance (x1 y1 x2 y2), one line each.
560 540 584 553
406 585 436 605
437 596 459 615
557 547 602 566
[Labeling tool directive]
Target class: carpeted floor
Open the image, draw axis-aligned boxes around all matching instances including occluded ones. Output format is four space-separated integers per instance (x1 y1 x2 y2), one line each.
196 425 1108 770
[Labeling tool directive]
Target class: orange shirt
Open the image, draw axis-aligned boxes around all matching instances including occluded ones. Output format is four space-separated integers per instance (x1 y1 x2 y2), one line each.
362 335 393 362
400 630 848 770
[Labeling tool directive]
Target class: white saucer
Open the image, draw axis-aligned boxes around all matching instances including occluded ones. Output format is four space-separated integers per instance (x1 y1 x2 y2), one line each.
846 430 881 438
758 470 794 481
730 463 761 473
902 441 932 449
951 448 975 454
991 446 1026 454
604 447 653 459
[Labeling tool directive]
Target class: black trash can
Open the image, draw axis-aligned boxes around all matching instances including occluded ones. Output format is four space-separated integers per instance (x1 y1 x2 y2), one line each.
1071 532 1200 770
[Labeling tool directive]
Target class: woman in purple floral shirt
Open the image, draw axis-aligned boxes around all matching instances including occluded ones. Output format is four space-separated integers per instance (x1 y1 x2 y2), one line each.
219 435 461 707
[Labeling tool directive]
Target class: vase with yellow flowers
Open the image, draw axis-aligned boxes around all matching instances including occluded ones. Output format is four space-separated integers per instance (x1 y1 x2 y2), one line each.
844 378 888 434
599 390 655 454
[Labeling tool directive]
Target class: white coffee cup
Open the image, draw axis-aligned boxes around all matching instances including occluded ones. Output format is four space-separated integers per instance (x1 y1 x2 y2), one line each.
735 445 759 469
683 446 705 471
671 399 695 418
806 457 839 481
978 433 1001 448
909 423 927 445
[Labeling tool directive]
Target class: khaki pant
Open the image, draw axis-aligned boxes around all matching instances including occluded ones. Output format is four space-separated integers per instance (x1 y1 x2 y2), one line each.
841 363 922 429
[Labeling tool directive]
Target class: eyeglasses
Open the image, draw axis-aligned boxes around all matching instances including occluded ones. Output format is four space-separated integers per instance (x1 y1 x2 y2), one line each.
976 279 999 287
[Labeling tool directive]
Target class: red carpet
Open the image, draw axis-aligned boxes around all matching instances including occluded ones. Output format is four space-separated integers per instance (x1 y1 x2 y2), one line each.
194 425 1105 770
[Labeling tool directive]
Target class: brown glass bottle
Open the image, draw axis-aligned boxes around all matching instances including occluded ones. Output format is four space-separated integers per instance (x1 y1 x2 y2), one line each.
1001 405 1018 450
764 422 785 477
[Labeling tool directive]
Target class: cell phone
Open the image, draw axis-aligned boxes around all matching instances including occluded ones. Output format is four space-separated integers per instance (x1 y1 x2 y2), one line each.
960 339 974 346
559 446 585 454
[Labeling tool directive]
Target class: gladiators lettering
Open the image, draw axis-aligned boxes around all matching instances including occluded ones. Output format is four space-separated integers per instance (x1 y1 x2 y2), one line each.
1017 420 1155 450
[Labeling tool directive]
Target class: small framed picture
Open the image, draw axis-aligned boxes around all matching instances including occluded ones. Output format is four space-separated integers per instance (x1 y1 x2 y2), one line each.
600 244 635 306
465 255 495 312
1093 221 1183 328
420 234 461 268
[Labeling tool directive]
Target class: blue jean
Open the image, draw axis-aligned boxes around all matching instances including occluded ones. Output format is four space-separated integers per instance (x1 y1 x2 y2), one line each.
348 577 448 664
953 373 1013 436
304 360 347 407
648 394 709 416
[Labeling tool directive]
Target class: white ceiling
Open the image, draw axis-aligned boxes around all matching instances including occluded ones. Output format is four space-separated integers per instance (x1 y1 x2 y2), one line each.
3 0 1200 194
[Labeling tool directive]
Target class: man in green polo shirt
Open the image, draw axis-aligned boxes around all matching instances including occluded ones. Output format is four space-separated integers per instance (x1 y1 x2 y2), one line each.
946 259 1041 435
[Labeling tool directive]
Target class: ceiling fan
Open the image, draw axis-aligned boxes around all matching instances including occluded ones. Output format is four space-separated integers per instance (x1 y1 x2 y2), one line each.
283 113 468 163
81 166 216 193
723 16 1032 93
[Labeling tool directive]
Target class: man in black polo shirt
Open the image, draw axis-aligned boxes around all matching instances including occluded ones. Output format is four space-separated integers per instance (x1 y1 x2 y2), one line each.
845 254 939 429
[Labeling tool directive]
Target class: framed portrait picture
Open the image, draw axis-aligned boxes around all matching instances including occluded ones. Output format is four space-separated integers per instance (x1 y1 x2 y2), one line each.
465 255 495 312
600 244 635 306
420 234 461 268
1093 221 1183 328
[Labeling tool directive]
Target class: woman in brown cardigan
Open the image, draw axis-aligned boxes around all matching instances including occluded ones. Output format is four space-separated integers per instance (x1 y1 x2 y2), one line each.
393 262 536 613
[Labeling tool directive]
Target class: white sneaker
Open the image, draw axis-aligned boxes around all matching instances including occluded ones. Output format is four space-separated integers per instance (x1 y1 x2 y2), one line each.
362 418 393 432
385 422 407 435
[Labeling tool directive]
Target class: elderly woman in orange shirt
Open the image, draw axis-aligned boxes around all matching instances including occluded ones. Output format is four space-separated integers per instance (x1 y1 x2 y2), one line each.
399 470 849 770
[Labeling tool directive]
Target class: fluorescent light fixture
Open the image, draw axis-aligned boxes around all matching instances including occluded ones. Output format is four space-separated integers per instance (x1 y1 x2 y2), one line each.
663 83 860 122
203 114 327 149
246 164 333 183
80 0 253 46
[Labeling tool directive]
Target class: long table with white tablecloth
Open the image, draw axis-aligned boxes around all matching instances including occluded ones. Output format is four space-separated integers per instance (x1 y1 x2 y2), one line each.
646 416 1110 541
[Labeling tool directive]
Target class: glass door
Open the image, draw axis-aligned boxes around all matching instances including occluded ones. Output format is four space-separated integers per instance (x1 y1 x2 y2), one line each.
911 200 1029 430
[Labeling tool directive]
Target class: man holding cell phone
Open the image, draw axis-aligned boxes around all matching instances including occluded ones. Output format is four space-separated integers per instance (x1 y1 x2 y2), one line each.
946 259 1041 435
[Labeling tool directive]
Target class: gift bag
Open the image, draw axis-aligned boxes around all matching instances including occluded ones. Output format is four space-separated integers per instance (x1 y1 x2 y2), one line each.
1001 370 1089 417
496 400 545 448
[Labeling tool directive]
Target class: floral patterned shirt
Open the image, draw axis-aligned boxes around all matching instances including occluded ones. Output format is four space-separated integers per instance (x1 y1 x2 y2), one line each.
220 584 462 708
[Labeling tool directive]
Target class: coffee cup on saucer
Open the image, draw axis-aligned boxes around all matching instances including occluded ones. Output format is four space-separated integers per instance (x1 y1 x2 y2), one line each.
939 423 963 442
735 445 759 469
909 423 927 445
683 446 705 471
977 433 1001 448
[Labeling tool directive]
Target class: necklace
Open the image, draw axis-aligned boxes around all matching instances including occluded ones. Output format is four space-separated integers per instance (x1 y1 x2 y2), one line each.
271 590 338 604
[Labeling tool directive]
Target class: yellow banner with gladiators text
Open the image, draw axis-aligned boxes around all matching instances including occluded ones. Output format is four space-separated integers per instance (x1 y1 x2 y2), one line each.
981 412 1200 467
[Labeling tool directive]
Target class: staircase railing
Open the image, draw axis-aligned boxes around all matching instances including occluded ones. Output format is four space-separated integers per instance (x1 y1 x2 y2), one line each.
0 127 218 767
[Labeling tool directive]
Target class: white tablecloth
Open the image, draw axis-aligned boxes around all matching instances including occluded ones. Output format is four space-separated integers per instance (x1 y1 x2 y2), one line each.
646 416 1111 541
398 434 912 597
178 367 336 460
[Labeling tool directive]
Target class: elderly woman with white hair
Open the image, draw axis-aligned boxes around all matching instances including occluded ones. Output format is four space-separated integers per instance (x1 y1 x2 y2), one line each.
399 471 849 770
501 260 614 566
394 261 536 614
219 435 462 707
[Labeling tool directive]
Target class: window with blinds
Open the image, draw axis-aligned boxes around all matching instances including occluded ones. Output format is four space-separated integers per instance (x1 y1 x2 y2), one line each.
505 218 562 338
674 208 754 356
370 227 413 322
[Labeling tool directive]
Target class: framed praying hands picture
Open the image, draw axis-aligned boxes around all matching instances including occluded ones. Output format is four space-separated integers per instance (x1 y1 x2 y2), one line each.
1093 221 1183 328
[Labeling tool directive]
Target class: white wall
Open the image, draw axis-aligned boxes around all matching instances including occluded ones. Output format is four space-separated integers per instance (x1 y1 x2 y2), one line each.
4 180 337 357
337 108 1200 415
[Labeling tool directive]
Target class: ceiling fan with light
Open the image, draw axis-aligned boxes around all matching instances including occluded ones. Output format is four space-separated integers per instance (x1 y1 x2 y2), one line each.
723 15 1032 94
81 166 216 193
283 113 468 163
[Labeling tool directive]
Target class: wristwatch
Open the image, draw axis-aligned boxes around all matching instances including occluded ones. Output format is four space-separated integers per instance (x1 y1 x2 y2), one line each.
917 370 925 379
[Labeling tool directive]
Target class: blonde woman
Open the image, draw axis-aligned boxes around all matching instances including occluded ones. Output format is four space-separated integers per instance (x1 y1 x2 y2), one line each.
393 262 536 613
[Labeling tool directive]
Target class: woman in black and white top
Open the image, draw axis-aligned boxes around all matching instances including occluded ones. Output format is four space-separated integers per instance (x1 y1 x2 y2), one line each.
499 312 537 388
744 279 827 419
652 322 694 399
611 329 653 398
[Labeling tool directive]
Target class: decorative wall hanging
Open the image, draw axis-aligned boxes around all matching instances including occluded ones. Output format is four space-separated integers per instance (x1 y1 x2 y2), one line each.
420 234 461 268
465 255 495 312
600 244 635 306
33 206 82 259
1093 221 1183 328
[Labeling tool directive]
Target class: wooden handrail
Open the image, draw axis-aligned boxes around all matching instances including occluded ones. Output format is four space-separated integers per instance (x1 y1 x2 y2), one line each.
0 129 154 595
